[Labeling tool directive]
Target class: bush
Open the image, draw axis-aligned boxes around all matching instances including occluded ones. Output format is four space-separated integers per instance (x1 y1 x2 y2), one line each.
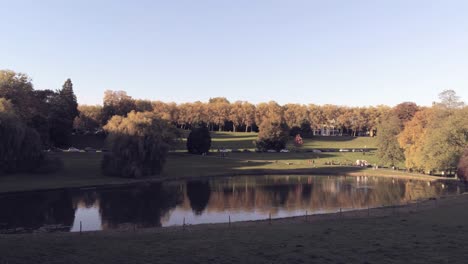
102 111 177 178
186 126 211 154
0 112 45 174
255 120 289 152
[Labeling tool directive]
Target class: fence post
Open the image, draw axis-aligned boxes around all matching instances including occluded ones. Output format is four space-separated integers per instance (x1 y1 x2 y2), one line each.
183 217 186 231
229 215 231 227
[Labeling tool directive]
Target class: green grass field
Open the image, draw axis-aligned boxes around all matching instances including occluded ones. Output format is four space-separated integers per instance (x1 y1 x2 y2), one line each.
0 149 435 194
0 133 426 194
1 194 467 264
72 132 378 151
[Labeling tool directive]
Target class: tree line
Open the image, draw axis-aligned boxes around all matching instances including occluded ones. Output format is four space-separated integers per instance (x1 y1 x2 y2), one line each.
1 69 466 181
377 90 467 176
76 90 397 137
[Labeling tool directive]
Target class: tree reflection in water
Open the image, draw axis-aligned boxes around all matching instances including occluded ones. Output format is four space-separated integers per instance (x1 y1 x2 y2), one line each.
0 191 74 232
0 176 462 233
186 181 211 215
99 183 183 229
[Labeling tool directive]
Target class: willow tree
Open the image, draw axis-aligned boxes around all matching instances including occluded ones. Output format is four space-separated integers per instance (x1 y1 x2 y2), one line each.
255 119 289 152
0 112 44 174
102 111 178 178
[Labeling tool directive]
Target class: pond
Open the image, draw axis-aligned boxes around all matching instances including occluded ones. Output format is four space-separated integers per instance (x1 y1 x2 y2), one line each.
0 175 462 233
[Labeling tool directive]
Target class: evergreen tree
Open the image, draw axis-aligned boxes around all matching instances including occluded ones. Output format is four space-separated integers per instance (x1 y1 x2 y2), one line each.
48 79 79 147
60 79 79 119
187 126 211 154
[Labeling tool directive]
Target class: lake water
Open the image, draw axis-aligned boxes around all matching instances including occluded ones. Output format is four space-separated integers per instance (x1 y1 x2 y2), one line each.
0 175 462 233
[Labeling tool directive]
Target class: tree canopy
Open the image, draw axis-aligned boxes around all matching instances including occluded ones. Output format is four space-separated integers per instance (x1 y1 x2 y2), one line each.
102 111 178 178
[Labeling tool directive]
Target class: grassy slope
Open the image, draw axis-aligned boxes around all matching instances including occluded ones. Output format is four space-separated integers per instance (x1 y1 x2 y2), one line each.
1 194 467 264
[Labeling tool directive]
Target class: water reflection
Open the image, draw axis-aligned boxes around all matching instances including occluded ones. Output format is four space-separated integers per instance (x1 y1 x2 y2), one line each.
0 176 462 233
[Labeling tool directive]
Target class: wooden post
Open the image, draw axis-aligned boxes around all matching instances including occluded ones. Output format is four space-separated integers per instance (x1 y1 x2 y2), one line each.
340 208 342 219
183 217 186 231
269 213 272 225
80 221 82 234
229 215 231 227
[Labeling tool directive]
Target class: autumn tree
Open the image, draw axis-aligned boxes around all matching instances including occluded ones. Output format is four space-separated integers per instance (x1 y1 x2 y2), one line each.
397 108 435 172
135 99 153 112
74 105 103 132
102 111 178 178
393 102 419 126
101 90 136 125
308 104 326 135
283 104 309 130
208 98 230 131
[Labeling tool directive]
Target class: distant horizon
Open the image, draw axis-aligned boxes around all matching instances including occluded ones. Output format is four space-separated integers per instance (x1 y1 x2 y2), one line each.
2 1 468 107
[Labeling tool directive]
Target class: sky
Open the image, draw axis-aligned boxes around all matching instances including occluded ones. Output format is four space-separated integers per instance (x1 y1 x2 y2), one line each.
1 0 468 106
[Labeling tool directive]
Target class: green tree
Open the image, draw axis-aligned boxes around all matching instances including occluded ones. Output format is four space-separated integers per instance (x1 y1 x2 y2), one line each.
187 126 211 155
0 70 37 122
376 114 405 167
255 119 289 152
420 107 468 174
102 111 178 178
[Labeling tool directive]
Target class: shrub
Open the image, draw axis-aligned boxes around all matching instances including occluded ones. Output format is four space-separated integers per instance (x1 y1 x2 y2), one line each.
102 111 177 178
255 120 289 152
186 126 211 154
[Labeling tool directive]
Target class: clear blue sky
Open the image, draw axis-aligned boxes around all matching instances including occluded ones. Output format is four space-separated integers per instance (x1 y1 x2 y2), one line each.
1 0 467 106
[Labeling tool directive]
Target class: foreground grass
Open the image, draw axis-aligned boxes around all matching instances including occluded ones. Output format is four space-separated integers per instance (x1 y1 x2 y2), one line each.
0 151 439 194
1 194 467 264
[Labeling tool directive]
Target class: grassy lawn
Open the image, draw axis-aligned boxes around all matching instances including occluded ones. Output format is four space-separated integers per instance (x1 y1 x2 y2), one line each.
0 150 438 194
72 132 378 151
1 194 467 264
0 132 425 194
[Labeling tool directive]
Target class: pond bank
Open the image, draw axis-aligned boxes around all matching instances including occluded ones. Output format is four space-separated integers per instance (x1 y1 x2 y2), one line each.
1 194 467 264
0 165 451 196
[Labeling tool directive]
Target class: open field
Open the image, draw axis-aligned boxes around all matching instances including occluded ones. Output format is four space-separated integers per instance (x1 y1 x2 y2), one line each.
0 193 467 264
72 132 378 151
0 150 443 194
